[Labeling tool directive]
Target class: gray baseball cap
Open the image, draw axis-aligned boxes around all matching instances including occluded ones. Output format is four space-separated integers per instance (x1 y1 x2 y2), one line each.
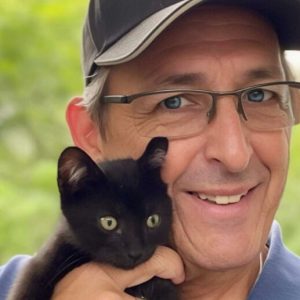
83 0 300 83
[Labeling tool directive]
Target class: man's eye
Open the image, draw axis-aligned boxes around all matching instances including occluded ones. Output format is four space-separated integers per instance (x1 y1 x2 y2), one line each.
161 95 183 109
246 89 273 102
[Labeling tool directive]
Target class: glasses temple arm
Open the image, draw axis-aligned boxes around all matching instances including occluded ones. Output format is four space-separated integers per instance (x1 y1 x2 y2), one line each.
103 95 130 103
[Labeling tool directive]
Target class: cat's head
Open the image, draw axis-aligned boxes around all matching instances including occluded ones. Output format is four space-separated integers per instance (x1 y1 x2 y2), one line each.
57 137 172 269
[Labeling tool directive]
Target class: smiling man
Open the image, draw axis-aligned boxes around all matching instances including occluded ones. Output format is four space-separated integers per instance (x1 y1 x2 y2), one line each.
2 0 300 299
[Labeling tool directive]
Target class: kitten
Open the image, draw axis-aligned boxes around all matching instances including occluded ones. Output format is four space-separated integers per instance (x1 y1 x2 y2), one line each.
7 137 177 300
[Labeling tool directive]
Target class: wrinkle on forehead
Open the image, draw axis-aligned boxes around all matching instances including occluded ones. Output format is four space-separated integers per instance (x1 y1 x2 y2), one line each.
109 5 282 91
148 5 279 53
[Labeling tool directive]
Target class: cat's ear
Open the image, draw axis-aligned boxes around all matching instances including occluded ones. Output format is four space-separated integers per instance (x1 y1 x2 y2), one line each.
57 146 106 194
139 137 169 170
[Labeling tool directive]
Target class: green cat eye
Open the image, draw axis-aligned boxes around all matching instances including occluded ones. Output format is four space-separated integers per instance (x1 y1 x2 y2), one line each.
99 216 118 231
146 214 161 228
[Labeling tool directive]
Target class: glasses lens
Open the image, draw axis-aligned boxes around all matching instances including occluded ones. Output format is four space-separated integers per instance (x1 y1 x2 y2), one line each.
240 83 295 131
132 91 212 138
127 83 298 138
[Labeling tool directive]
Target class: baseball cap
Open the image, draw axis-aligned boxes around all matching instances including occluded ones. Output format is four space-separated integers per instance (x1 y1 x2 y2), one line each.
83 0 300 83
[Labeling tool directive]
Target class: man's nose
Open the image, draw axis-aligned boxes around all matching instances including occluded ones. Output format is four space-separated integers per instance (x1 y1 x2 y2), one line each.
203 96 253 173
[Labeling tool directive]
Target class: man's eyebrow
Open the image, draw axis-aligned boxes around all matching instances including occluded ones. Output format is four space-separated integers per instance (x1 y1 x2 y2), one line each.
243 67 285 82
151 67 284 89
154 73 206 87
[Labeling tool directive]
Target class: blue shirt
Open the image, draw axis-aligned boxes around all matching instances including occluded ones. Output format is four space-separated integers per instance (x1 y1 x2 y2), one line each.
248 221 300 299
1 221 300 299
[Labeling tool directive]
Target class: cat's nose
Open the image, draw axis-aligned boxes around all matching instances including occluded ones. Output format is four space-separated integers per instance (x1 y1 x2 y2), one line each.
128 251 142 262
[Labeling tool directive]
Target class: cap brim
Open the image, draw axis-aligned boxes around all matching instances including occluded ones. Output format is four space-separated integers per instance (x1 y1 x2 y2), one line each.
94 0 300 67
94 0 203 66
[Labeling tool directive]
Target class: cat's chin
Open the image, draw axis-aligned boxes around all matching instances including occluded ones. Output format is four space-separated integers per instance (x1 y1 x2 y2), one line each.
92 247 157 270
109 256 150 270
94 252 153 270
115 261 140 270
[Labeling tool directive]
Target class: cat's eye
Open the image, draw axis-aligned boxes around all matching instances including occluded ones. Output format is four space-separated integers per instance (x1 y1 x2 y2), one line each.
99 216 118 231
146 214 161 228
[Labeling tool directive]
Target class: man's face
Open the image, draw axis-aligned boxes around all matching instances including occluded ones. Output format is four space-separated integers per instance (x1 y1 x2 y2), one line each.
93 6 290 276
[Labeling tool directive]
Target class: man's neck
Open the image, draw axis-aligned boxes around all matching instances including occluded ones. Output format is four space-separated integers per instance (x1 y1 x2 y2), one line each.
179 251 265 300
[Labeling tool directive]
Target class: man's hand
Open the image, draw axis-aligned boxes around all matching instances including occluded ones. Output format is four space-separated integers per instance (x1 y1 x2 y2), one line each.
51 246 184 299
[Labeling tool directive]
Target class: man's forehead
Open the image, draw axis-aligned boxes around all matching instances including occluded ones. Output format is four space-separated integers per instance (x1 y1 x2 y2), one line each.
109 4 283 91
129 5 280 67
160 5 278 44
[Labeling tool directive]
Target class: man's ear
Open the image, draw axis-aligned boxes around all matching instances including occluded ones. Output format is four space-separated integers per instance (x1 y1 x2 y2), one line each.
66 97 103 162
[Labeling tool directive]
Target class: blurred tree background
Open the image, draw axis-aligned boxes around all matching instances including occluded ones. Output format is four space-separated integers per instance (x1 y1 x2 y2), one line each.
0 0 300 264
0 0 86 262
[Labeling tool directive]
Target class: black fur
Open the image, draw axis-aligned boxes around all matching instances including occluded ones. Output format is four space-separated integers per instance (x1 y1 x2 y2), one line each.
8 137 177 300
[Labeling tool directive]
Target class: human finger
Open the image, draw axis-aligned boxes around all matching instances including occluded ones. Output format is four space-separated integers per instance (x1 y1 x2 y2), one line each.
52 246 184 299
102 246 185 288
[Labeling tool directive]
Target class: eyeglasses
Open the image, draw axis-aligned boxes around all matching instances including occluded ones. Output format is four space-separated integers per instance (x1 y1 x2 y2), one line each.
103 81 300 138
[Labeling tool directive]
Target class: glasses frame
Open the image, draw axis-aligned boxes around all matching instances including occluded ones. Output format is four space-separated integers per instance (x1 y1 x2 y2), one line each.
103 81 300 133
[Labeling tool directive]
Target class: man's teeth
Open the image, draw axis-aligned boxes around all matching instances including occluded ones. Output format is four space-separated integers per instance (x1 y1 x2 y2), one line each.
197 192 246 205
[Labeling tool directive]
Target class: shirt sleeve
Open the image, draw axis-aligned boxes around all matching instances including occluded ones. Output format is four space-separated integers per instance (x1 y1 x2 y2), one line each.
0 255 31 300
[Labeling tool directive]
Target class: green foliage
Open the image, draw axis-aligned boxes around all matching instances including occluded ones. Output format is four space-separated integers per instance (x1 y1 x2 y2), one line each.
0 0 86 262
0 1 300 264
277 125 300 254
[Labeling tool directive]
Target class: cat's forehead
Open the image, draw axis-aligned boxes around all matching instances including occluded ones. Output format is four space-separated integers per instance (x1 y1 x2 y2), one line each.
100 159 137 174
99 159 140 186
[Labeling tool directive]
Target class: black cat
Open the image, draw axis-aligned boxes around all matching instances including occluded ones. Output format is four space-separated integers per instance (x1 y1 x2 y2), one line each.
7 137 177 300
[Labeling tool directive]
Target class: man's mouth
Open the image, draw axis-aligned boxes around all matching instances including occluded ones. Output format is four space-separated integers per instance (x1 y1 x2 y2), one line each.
190 191 248 205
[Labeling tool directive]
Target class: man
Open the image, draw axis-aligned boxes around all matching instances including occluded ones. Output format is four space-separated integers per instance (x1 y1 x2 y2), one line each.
1 0 300 299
